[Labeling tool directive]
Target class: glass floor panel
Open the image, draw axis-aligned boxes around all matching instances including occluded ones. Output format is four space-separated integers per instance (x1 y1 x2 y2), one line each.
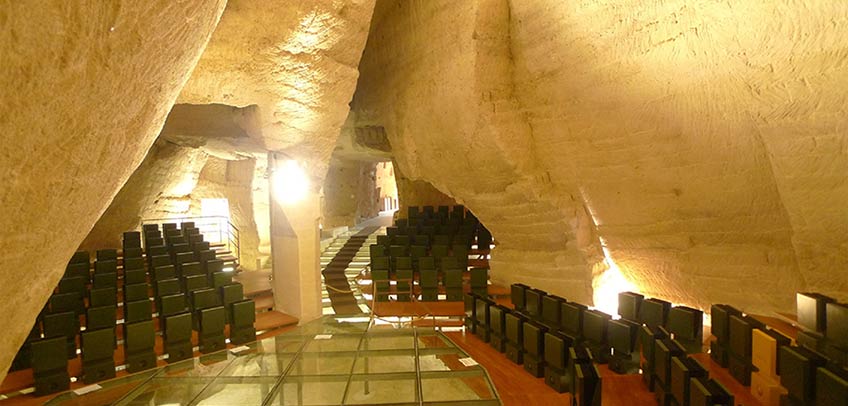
42 315 501 406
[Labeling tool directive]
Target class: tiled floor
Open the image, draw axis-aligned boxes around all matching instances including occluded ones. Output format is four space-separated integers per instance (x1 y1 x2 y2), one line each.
44 316 501 405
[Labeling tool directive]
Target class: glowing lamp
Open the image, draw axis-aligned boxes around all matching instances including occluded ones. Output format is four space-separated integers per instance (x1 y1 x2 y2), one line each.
272 160 309 204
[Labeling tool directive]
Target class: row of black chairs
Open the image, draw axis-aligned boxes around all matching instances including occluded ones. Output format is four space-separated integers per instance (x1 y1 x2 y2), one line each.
707 293 848 406
465 287 604 405
406 205 476 227
15 223 256 396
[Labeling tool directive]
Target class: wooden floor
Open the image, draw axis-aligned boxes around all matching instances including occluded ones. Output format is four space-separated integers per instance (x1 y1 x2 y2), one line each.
445 330 773 406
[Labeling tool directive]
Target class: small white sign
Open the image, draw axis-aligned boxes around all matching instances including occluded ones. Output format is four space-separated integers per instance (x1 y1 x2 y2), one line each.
314 334 333 340
229 346 250 354
73 384 102 395
458 357 478 367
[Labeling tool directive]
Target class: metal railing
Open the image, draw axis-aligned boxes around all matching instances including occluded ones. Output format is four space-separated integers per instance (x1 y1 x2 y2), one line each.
140 215 240 269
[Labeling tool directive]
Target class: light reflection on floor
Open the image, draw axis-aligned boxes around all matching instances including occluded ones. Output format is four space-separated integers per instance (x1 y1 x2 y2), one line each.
44 316 501 405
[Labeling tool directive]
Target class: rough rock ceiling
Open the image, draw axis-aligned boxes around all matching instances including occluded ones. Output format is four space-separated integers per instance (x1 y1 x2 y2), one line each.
352 0 848 313
175 0 376 181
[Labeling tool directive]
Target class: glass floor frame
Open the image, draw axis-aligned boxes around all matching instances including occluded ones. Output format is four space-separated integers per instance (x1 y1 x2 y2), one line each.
44 316 502 406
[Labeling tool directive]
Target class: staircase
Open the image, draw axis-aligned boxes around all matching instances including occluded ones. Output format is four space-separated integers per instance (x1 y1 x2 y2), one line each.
320 227 382 315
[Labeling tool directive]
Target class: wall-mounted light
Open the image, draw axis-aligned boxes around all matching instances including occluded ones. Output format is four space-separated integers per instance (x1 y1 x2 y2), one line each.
272 159 309 205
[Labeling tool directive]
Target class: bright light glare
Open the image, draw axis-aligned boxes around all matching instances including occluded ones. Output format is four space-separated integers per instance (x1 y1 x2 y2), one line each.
272 160 309 204
592 248 638 317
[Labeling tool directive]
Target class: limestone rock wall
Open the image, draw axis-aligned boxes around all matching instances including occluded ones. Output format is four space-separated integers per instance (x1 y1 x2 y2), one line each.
177 0 376 184
322 160 380 228
353 0 848 313
191 157 263 270
0 0 226 381
81 140 209 250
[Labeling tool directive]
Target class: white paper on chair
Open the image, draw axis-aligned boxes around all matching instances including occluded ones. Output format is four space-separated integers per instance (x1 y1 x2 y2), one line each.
74 384 102 395
458 357 478 367
314 334 333 340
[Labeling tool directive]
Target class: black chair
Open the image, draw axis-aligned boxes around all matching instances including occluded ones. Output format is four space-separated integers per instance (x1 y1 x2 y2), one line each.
230 299 256 345
10 324 40 371
205 259 224 275
124 282 149 304
211 272 232 289
94 259 117 275
31 337 70 396
544 331 574 393
505 311 527 364
523 321 549 377
156 278 181 299
164 312 193 363
474 296 493 342
80 328 116 384
180 261 203 278
86 305 117 348
153 265 176 281
149 255 172 271
184 274 209 293
50 292 84 316
64 262 90 280
70 251 90 265
199 306 226 353
124 299 152 323
124 268 147 285
57 276 86 297
489 304 508 353
146 244 167 258
670 356 708 406
90 286 117 308
42 311 78 359
93 272 117 289
159 293 188 330
220 283 244 322
124 320 157 373
96 249 118 262
123 256 145 271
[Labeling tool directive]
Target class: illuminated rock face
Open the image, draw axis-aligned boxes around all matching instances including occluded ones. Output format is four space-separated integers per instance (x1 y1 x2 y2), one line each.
178 0 376 182
354 0 848 313
0 0 226 382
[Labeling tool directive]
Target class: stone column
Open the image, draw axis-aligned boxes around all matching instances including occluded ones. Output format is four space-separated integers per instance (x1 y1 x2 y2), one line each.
268 155 323 324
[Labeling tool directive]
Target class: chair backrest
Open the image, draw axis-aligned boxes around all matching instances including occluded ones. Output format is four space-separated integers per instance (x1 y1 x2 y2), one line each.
371 256 389 271
81 328 114 362
96 249 118 262
142 224 159 233
94 260 117 275
90 287 117 308
180 262 203 277
43 311 78 340
31 337 68 373
146 244 167 257
64 262 90 280
220 283 244 308
124 300 152 323
197 250 216 262
49 293 83 315
123 257 145 271
206 259 224 274
156 278 181 298
124 320 155 352
149 255 171 269
70 251 90 265
184 274 208 292
92 272 117 289
191 288 220 312
199 306 226 334
86 305 116 330
124 268 147 285
231 300 256 328
159 294 187 318
57 276 86 296
193 241 211 253
124 283 149 303
180 222 196 230
123 247 143 259
418 257 436 271
164 312 192 343
153 265 176 281
212 272 232 289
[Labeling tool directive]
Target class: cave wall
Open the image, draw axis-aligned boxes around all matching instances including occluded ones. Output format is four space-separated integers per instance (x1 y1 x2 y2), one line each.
81 140 209 250
393 161 457 219
353 0 848 313
0 0 226 381
191 157 263 270
322 160 380 229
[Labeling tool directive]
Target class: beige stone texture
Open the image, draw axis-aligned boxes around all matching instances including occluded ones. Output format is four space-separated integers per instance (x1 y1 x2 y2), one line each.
0 0 226 382
81 140 209 250
322 160 380 228
177 0 376 183
353 0 848 313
